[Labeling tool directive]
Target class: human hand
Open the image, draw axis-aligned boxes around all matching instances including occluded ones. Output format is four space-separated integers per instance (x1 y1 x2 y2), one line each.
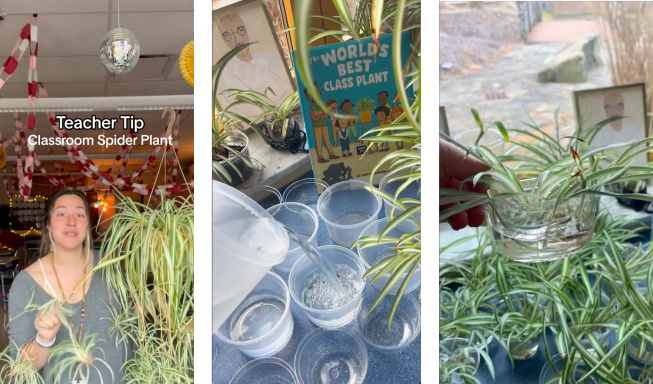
34 306 61 344
440 139 490 230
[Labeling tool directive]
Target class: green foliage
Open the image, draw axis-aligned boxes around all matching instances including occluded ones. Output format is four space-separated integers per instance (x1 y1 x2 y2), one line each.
354 96 376 114
440 213 653 383
93 192 194 383
439 110 653 224
221 88 300 141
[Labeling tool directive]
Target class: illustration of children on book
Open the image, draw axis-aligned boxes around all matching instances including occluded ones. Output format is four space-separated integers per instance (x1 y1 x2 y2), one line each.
326 99 339 147
391 106 406 149
375 105 392 152
336 117 353 157
339 99 359 143
378 91 392 110
304 83 339 163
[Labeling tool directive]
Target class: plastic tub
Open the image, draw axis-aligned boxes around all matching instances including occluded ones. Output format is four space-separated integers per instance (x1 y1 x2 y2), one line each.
295 328 368 384
213 181 289 332
282 178 329 210
378 169 421 222
216 271 294 358
251 185 283 209
289 245 366 329
355 290 421 354
357 218 421 294
317 180 382 248
230 358 298 384
266 203 319 273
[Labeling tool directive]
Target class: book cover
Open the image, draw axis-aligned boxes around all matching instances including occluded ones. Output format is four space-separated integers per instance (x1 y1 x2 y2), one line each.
292 32 413 187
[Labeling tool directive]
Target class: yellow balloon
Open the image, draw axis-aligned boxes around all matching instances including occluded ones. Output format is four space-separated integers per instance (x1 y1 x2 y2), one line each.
0 146 6 169
180 41 194 87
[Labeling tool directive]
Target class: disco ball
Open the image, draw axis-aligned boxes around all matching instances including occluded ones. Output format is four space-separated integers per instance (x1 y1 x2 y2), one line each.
100 27 140 75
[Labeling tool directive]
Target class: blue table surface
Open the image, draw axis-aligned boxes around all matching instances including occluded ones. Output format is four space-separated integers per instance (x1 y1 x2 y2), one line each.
214 173 422 384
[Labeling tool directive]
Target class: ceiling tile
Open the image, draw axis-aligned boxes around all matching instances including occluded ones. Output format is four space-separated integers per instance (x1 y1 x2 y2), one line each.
0 0 109 14
10 56 107 83
112 0 194 12
106 80 192 96
167 58 184 81
0 14 109 57
110 12 193 55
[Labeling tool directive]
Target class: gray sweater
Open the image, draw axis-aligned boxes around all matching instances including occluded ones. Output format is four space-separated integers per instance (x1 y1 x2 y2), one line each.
8 253 127 384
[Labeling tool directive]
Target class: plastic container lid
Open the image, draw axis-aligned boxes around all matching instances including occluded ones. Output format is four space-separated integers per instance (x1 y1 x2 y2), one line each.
214 181 289 266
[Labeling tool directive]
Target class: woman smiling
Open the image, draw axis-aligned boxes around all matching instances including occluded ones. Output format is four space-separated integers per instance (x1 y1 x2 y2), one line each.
8 189 127 383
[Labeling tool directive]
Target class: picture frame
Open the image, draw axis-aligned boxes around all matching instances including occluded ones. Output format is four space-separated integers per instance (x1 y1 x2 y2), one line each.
573 83 649 164
440 106 450 136
212 0 296 118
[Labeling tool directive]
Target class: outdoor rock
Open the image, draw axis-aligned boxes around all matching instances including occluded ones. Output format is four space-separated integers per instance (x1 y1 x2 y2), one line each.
537 35 601 83
442 62 453 69
538 51 586 83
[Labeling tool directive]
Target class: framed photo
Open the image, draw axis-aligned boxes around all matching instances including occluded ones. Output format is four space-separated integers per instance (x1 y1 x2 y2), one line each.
440 106 450 136
212 0 296 118
573 83 648 164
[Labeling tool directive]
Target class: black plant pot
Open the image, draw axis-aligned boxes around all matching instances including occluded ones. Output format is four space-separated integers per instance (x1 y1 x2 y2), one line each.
613 182 653 213
213 131 254 187
260 119 308 154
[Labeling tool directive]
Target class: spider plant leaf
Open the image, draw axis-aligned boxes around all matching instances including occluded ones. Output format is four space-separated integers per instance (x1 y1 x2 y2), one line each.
386 256 420 327
366 254 419 316
489 121 509 141
308 30 348 43
391 1 419 133
333 0 362 41
614 135 653 164
471 108 483 130
439 197 488 222
220 110 266 142
371 0 384 58
213 42 257 129
365 253 404 282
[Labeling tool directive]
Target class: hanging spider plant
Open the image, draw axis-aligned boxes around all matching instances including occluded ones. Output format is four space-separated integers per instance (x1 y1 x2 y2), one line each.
92 193 194 383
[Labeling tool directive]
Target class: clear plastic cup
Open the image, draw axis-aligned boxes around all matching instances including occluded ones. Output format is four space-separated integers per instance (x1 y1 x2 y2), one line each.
295 328 368 384
216 271 294 358
282 178 329 210
288 245 366 329
357 218 421 294
213 181 289 332
266 203 319 273
355 290 421 354
230 358 298 384
454 128 506 156
251 185 283 210
317 180 382 248
378 169 421 222
539 353 601 384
